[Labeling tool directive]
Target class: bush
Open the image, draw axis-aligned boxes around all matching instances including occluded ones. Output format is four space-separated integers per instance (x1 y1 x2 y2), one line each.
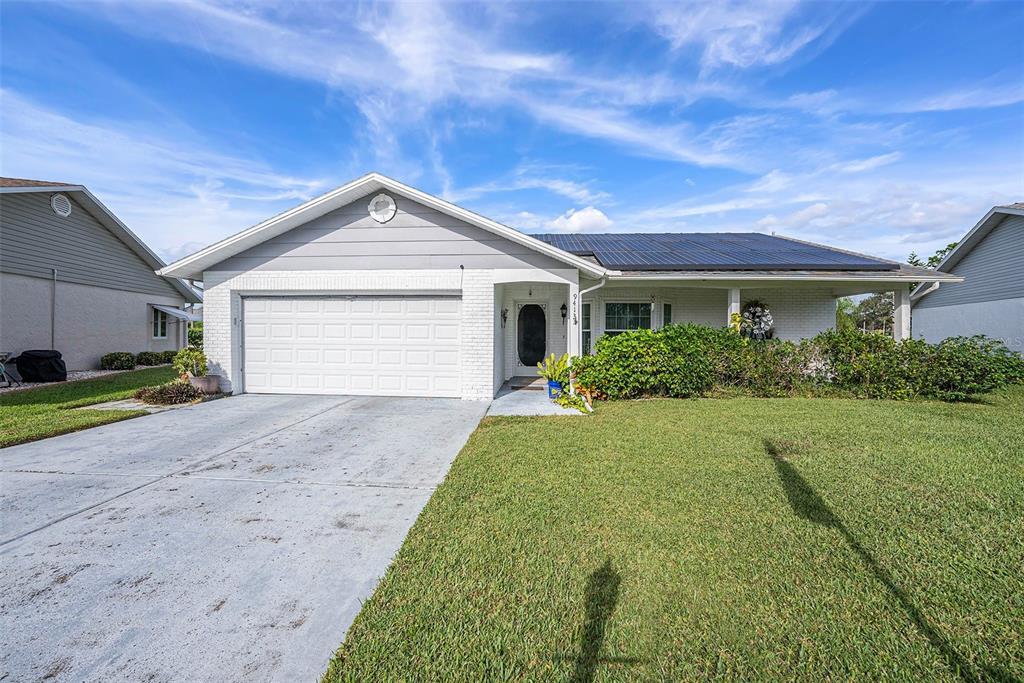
173 347 208 377
160 350 178 364
134 380 203 405
100 352 136 371
135 351 163 366
188 322 203 349
572 325 1023 404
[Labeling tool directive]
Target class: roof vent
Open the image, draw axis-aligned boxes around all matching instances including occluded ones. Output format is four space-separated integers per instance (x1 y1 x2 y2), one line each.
50 193 72 217
368 193 397 224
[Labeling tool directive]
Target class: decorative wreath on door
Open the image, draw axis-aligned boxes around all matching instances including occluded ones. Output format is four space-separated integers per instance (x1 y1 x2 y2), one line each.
740 300 774 339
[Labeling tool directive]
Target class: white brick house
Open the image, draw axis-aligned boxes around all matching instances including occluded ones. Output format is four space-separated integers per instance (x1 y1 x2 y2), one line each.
158 173 957 400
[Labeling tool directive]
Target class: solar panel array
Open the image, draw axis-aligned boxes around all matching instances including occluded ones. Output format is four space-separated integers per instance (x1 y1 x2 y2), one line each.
532 232 897 271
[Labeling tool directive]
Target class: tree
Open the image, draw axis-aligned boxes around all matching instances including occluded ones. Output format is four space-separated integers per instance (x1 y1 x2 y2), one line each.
908 242 958 269
836 297 857 331
855 292 893 333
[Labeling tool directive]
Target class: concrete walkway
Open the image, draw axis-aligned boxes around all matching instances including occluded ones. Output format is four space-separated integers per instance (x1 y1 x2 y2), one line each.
0 394 487 682
487 383 584 416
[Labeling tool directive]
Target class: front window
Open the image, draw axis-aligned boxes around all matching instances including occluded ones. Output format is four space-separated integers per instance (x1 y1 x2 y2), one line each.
152 309 168 339
605 302 651 336
581 303 592 354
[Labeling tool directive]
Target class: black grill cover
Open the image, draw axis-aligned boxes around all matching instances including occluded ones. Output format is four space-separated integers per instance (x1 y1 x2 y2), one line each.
15 350 67 383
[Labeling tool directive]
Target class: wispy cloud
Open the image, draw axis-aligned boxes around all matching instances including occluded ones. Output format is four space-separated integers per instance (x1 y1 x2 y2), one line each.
832 152 903 173
648 0 859 71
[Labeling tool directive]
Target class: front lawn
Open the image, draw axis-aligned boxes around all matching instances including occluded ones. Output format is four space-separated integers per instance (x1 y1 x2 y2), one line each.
0 366 177 447
326 387 1024 681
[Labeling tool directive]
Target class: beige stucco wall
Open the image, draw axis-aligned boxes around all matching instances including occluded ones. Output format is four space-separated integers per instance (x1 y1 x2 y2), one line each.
0 272 186 370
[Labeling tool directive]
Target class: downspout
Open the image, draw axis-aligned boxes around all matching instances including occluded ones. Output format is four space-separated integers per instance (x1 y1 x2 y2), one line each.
51 268 57 349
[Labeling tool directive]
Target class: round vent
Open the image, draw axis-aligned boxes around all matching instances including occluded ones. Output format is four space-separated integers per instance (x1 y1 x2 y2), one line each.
368 193 397 223
50 193 72 217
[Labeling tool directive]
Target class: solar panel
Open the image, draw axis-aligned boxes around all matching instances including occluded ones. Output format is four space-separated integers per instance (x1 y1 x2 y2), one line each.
530 232 896 271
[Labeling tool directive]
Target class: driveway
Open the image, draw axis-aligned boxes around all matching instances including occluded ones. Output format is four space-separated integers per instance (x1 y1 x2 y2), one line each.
0 394 487 682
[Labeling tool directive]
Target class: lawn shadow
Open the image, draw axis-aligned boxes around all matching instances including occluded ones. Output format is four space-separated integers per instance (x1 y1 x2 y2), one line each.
764 439 1006 683
572 558 622 683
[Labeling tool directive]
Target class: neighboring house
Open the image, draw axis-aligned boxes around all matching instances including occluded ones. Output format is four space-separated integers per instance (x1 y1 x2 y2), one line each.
912 203 1023 352
0 178 202 371
158 173 957 399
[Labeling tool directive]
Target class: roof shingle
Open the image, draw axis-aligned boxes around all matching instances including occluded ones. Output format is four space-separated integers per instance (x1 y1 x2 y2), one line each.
0 177 73 188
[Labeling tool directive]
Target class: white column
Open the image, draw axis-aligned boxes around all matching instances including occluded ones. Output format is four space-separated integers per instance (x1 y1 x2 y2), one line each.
893 286 911 341
567 278 581 357
727 287 741 326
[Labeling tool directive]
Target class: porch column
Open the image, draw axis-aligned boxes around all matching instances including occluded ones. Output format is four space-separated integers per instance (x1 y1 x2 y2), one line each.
893 285 911 341
727 287 741 326
567 279 581 357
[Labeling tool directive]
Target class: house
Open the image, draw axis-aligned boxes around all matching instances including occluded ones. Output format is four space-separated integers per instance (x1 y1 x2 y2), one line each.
912 203 1023 352
0 178 202 371
158 173 957 399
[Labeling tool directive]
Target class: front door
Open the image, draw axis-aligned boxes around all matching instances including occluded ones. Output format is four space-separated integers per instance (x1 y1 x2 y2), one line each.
516 303 546 372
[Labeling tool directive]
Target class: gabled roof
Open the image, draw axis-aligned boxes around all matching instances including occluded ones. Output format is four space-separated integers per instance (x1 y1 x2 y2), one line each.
532 232 899 271
0 179 202 303
158 173 607 280
911 202 1024 300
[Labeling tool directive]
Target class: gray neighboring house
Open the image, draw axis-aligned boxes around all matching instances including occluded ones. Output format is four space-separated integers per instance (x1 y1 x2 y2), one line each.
159 173 957 400
912 203 1024 352
0 178 201 371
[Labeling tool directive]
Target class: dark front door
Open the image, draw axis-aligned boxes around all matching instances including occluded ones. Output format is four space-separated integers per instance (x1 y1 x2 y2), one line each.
517 304 546 367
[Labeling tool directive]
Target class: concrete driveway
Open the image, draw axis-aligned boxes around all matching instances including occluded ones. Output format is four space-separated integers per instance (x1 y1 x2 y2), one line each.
0 394 487 682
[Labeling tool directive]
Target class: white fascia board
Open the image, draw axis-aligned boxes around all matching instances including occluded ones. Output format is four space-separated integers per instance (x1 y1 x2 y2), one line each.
0 185 86 194
158 172 606 280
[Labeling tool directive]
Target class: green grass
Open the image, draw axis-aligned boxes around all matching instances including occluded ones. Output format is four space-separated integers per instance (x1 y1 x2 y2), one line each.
0 366 177 447
325 387 1024 682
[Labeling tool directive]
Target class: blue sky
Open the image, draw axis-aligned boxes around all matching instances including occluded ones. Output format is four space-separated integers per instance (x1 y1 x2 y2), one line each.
2 1 1022 264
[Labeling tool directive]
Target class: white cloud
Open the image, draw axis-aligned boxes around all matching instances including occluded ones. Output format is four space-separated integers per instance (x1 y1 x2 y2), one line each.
648 1 854 71
0 90 327 261
833 152 902 173
547 206 614 233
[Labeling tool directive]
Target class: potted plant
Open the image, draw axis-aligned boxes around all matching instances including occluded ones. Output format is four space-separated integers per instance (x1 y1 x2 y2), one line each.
536 353 570 399
173 347 218 394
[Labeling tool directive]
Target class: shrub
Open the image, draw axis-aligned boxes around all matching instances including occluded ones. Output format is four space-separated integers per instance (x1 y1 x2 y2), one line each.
173 347 208 377
536 353 570 385
160 350 178 364
572 324 1023 404
188 322 203 349
100 352 136 371
134 380 203 405
135 351 163 366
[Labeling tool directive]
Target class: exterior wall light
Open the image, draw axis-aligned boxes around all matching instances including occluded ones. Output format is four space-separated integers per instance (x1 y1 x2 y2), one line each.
560 303 568 321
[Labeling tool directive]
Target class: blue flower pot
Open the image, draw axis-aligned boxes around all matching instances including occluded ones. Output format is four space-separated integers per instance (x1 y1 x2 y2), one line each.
547 380 563 399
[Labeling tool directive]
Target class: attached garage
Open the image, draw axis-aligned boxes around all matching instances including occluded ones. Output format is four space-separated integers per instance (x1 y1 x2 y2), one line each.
242 296 462 397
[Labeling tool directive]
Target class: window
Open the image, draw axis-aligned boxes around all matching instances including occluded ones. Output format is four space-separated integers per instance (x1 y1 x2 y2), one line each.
604 302 651 335
663 303 672 328
152 308 168 339
581 303 592 354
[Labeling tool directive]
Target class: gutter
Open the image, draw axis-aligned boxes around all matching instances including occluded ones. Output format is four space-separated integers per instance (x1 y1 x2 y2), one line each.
911 281 940 303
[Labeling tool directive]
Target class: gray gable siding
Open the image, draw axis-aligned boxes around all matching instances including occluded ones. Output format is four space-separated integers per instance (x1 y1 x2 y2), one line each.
0 192 180 298
213 193 569 272
916 214 1024 309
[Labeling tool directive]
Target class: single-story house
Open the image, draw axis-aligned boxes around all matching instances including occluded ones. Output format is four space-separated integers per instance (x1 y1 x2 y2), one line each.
912 203 1023 352
0 178 202 371
158 173 958 400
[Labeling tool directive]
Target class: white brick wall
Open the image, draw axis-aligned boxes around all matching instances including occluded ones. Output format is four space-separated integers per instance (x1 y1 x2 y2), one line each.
458 269 495 400
741 287 837 340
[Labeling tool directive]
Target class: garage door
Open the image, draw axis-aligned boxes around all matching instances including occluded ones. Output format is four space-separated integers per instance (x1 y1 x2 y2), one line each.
242 297 461 397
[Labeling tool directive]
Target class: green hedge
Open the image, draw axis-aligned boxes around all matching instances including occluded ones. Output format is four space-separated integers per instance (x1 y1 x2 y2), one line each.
135 351 164 366
572 324 1024 403
100 352 136 371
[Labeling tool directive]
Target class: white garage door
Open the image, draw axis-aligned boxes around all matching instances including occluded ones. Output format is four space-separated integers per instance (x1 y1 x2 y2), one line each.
242 296 461 397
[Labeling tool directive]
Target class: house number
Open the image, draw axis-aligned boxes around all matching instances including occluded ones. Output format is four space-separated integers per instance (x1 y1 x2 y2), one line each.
572 292 578 325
